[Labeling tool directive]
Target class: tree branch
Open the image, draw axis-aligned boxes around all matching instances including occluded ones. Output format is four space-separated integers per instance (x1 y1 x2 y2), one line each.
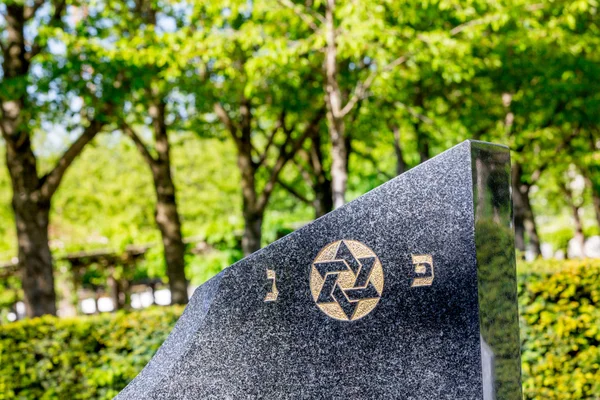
256 111 285 168
394 101 435 125
214 102 241 147
557 179 581 208
27 0 67 60
277 0 325 32
340 55 409 117
513 100 566 154
257 110 323 211
121 121 156 166
40 119 104 199
307 142 323 175
24 0 46 20
51 0 67 23
277 178 312 204
213 102 234 131
294 149 316 184
353 147 394 180
450 14 502 36
530 127 580 183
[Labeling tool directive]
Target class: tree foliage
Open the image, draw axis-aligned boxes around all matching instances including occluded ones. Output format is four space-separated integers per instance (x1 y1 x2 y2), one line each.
0 0 599 313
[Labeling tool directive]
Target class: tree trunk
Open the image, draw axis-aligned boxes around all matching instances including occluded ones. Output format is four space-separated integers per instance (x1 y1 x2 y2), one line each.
324 0 348 209
511 163 541 258
237 141 263 255
391 124 406 175
2 5 29 81
3 118 57 316
326 97 348 209
4 122 102 317
108 272 121 311
242 208 263 256
71 266 82 314
314 179 333 219
120 278 132 310
584 176 600 230
1 4 57 317
591 190 600 230
413 85 429 164
57 268 77 317
562 180 585 258
124 111 188 306
1 2 94 317
120 3 189 305
216 93 320 254
150 100 189 305
309 130 333 218
571 203 585 258
512 198 527 255
152 167 188 304
523 189 541 257
94 289 101 314
14 198 56 316
417 131 429 164
149 282 157 305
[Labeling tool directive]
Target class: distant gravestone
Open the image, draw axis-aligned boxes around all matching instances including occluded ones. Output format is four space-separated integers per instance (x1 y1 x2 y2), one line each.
116 140 522 399
568 237 585 259
540 242 554 259
584 236 600 258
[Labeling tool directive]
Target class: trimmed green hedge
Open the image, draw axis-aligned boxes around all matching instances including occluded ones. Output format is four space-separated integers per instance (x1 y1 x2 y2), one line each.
0 259 599 399
0 306 183 400
519 259 600 399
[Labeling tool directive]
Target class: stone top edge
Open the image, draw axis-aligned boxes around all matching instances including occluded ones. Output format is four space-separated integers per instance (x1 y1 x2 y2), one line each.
196 139 507 288
465 139 510 152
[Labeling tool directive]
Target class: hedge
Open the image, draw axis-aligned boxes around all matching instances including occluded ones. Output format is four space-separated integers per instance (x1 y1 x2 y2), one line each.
0 306 183 399
0 259 598 399
519 259 600 399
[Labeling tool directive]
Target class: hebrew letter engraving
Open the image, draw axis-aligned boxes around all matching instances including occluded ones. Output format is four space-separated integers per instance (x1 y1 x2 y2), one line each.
411 254 434 287
264 269 279 301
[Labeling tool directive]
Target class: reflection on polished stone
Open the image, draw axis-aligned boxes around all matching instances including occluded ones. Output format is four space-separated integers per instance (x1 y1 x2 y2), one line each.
472 142 523 399
481 336 495 400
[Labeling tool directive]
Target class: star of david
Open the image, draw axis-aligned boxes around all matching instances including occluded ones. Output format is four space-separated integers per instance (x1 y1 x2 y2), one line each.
312 240 381 319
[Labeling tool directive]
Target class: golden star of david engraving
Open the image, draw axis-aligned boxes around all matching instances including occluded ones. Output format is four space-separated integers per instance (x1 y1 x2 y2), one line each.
310 240 384 321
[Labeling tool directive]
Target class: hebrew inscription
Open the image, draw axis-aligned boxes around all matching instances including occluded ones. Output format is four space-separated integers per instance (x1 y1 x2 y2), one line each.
264 269 279 302
411 254 434 287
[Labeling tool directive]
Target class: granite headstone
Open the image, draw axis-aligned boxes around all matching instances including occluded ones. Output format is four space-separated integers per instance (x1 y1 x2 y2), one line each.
117 140 522 399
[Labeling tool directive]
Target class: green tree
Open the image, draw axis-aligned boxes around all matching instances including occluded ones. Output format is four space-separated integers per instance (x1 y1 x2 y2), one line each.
191 0 325 255
0 1 113 316
278 0 410 208
492 0 600 256
111 0 192 304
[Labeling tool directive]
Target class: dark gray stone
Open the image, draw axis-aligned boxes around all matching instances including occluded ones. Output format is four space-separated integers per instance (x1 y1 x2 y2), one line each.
116 140 522 400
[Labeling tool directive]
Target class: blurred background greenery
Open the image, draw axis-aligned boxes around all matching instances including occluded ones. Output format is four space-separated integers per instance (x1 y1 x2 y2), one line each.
0 0 599 398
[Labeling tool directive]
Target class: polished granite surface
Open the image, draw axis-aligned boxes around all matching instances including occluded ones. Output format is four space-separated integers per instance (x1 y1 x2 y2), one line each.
116 140 522 399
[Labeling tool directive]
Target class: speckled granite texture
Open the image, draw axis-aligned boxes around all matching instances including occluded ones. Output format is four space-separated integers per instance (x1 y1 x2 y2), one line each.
116 140 522 400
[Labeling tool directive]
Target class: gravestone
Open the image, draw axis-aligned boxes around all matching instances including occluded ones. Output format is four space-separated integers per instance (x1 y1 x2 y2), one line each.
117 140 522 399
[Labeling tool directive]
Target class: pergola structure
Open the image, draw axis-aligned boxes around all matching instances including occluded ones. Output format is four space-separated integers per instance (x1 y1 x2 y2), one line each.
0 246 153 318
62 245 152 314
0 238 216 319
